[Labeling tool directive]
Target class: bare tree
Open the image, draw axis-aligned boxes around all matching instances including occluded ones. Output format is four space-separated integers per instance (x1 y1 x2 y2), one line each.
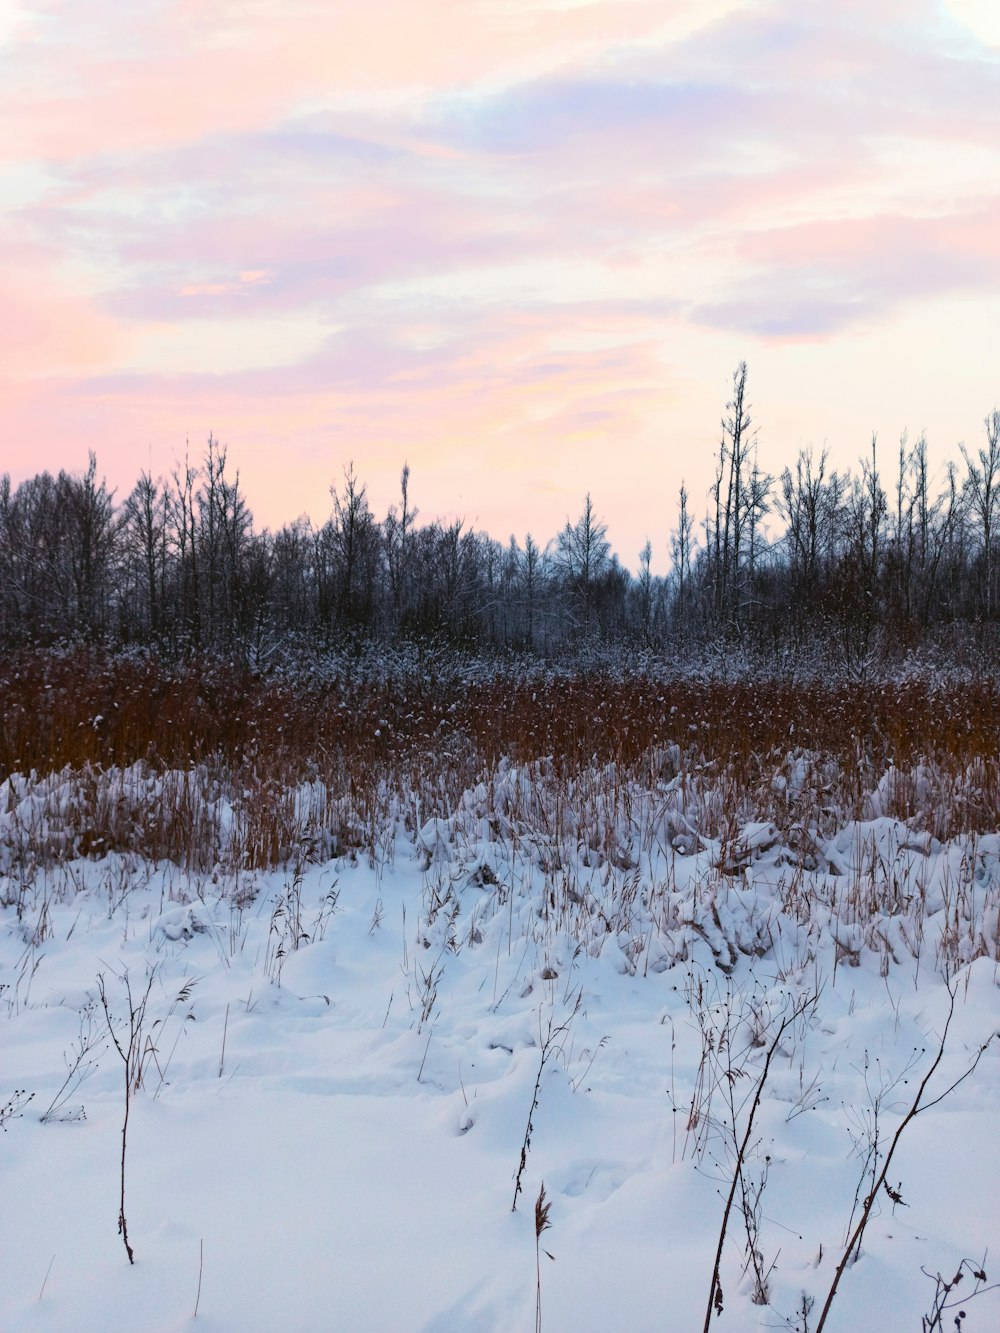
171 448 201 648
555 494 610 637
383 463 417 628
637 540 654 644
58 452 116 640
961 409 1000 619
121 472 169 642
777 446 844 599
670 481 695 634
709 362 764 634
835 435 887 677
330 462 376 631
517 533 544 650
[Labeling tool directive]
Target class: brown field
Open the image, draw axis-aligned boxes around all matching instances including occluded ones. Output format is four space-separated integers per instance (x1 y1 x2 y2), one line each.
2 648 999 870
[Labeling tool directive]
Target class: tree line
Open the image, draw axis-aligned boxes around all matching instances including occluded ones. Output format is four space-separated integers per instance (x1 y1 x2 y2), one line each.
2 363 999 671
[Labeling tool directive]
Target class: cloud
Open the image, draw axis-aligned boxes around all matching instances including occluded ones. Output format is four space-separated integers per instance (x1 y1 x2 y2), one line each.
3 0 1000 561
691 205 1000 337
0 237 125 386
0 0 744 161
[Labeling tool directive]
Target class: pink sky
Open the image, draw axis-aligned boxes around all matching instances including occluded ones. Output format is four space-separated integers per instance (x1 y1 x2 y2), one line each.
2 0 999 570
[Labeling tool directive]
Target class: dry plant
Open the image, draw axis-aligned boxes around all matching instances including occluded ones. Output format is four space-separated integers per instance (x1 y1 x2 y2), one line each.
813 985 997 1332
534 1181 554 1333
513 990 582 1211
263 866 310 985
0 1087 34 1130
921 1255 997 1331
839 1047 921 1249
702 989 820 1331
6 652 1000 878
96 966 158 1264
40 999 105 1123
4 941 45 1017
1 654 998 1032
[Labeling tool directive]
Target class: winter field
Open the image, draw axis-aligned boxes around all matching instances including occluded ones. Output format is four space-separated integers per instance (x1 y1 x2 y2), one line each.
2 651 1000 1332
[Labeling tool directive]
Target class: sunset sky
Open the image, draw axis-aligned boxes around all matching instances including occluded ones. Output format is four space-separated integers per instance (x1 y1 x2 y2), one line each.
2 0 999 571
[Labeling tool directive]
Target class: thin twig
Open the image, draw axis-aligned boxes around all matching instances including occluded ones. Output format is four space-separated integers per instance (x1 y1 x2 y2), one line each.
38 1254 55 1302
219 1003 229 1078
194 1238 203 1318
704 993 816 1332
815 986 996 1332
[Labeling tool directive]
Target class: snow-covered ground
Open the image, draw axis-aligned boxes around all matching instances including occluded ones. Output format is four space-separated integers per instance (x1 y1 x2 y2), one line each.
2 767 999 1332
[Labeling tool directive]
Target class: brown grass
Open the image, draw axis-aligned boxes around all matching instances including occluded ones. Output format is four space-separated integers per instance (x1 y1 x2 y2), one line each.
1 648 998 872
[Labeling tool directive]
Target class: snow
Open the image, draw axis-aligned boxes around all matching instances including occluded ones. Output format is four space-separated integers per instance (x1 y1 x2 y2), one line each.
2 774 1000 1332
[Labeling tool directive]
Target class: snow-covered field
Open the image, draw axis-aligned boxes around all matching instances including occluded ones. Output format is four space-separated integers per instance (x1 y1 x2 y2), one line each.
2 762 999 1332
